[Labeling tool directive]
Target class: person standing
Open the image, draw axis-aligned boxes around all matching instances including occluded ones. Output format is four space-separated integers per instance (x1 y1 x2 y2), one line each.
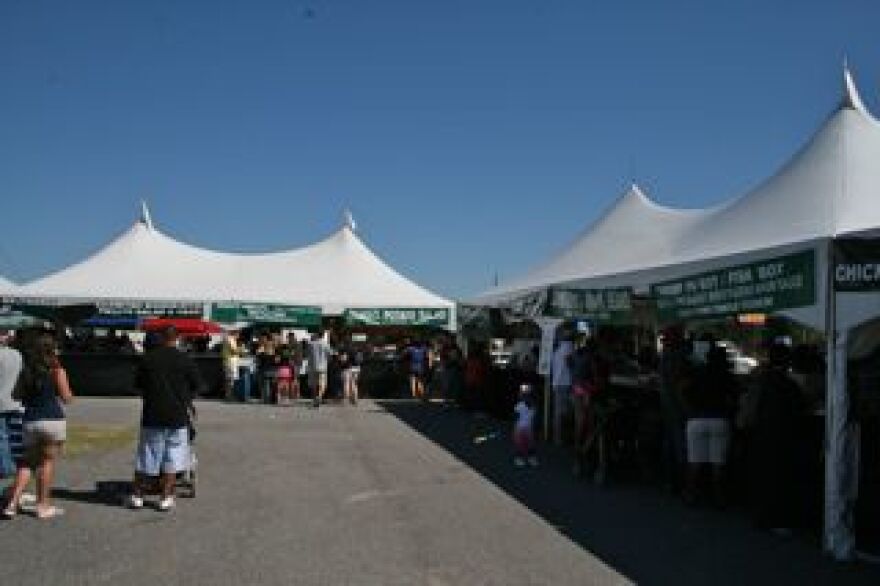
307 332 332 408
570 340 596 476
658 329 690 494
220 331 240 401
341 345 361 405
550 337 574 446
682 344 738 506
3 333 74 520
405 340 429 400
0 332 24 495
128 326 204 512
513 384 538 467
750 343 806 534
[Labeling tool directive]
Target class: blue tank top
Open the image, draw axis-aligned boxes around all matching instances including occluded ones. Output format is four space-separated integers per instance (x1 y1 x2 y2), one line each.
24 374 65 422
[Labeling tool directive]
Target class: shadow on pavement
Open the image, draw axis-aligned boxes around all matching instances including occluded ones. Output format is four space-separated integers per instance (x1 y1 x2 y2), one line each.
54 481 132 508
378 400 880 586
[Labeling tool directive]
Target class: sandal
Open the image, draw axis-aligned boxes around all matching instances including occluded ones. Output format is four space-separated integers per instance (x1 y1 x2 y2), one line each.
35 505 65 520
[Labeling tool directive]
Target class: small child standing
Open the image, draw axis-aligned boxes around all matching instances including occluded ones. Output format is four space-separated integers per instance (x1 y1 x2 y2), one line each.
513 384 538 467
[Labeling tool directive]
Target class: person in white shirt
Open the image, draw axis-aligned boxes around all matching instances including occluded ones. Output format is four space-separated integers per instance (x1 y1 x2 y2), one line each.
513 384 538 467
307 332 333 408
0 333 24 484
550 338 574 446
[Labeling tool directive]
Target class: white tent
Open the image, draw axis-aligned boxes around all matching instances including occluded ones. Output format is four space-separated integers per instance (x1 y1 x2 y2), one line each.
477 183 714 302
0 275 17 296
477 68 880 319
14 208 454 325
474 67 880 560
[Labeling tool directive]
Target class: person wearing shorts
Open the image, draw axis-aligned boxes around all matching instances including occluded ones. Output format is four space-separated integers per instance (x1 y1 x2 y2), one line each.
682 344 737 506
307 332 332 408
3 333 73 520
128 326 204 512
550 339 574 446
406 341 428 400
0 338 24 488
341 347 361 405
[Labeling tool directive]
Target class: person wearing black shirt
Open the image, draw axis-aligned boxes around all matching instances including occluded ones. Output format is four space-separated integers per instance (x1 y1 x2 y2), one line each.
128 326 204 512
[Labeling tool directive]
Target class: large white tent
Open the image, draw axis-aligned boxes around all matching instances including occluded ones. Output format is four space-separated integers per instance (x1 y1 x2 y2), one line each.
12 209 454 325
477 68 880 326
474 67 880 560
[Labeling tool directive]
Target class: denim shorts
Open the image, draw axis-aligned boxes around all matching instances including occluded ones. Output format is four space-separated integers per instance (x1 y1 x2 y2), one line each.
0 411 24 478
135 427 191 476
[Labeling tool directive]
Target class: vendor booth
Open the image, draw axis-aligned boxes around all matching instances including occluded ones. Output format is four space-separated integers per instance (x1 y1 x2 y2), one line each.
7 210 455 399
472 67 880 560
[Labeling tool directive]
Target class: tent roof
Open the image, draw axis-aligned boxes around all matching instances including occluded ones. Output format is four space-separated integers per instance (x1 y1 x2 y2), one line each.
476 66 880 308
15 213 453 315
478 184 711 302
0 275 17 296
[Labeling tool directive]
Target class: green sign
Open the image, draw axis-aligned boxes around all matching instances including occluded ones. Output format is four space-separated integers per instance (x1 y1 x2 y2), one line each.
834 238 880 292
546 287 633 323
211 303 322 327
0 306 43 329
652 250 816 321
344 307 450 327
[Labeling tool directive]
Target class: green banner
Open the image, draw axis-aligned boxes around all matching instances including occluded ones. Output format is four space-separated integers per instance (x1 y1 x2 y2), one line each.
834 238 880 292
652 250 816 321
344 307 450 327
546 287 633 323
211 303 322 327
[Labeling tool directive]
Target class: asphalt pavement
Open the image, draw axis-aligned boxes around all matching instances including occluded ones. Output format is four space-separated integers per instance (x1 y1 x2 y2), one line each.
0 398 628 586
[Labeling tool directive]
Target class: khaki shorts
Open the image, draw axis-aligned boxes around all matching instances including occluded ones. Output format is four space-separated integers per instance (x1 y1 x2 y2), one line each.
23 420 67 445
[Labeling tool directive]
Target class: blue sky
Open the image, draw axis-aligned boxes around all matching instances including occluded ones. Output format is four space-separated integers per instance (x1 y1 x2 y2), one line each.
1 0 879 299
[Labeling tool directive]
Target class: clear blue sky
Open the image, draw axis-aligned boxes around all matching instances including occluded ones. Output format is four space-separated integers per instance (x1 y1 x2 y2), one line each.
1 0 879 299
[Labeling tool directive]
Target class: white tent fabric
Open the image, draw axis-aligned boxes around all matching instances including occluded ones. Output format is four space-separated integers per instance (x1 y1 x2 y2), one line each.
0 275 17 296
479 184 713 301
476 69 880 331
14 215 454 317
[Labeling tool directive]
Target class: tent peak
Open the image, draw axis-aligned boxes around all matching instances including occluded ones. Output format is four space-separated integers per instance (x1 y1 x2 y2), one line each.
342 209 357 232
140 201 154 230
841 63 870 117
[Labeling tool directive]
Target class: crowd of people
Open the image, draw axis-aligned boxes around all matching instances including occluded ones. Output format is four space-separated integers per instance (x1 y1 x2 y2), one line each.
218 330 470 408
462 326 826 537
0 319 830 533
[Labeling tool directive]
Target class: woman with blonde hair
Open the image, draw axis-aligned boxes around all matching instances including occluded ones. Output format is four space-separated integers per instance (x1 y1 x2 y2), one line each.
2 333 74 520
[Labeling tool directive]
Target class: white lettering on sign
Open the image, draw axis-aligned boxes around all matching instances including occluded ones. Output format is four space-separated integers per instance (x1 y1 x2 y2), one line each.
757 262 784 281
727 268 753 285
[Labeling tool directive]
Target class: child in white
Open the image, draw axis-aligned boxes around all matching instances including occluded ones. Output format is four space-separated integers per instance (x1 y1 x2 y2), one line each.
513 384 538 467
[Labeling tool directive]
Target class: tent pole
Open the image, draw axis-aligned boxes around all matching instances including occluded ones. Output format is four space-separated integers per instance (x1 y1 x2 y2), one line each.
824 240 856 560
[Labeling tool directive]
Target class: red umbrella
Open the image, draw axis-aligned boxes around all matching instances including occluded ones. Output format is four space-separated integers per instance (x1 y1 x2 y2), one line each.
141 318 223 336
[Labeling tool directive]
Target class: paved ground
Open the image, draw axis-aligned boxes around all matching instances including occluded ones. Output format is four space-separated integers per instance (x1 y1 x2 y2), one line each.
0 399 628 586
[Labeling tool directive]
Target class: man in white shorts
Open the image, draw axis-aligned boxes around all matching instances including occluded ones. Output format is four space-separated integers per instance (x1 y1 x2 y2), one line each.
128 326 204 511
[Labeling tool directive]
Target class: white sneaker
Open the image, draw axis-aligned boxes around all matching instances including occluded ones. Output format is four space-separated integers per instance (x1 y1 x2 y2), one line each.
157 496 175 512
528 456 539 467
126 495 144 509
513 457 526 467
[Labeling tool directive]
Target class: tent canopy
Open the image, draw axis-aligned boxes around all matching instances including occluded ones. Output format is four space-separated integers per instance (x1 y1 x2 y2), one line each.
0 275 18 297
14 211 454 320
475 67 880 332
